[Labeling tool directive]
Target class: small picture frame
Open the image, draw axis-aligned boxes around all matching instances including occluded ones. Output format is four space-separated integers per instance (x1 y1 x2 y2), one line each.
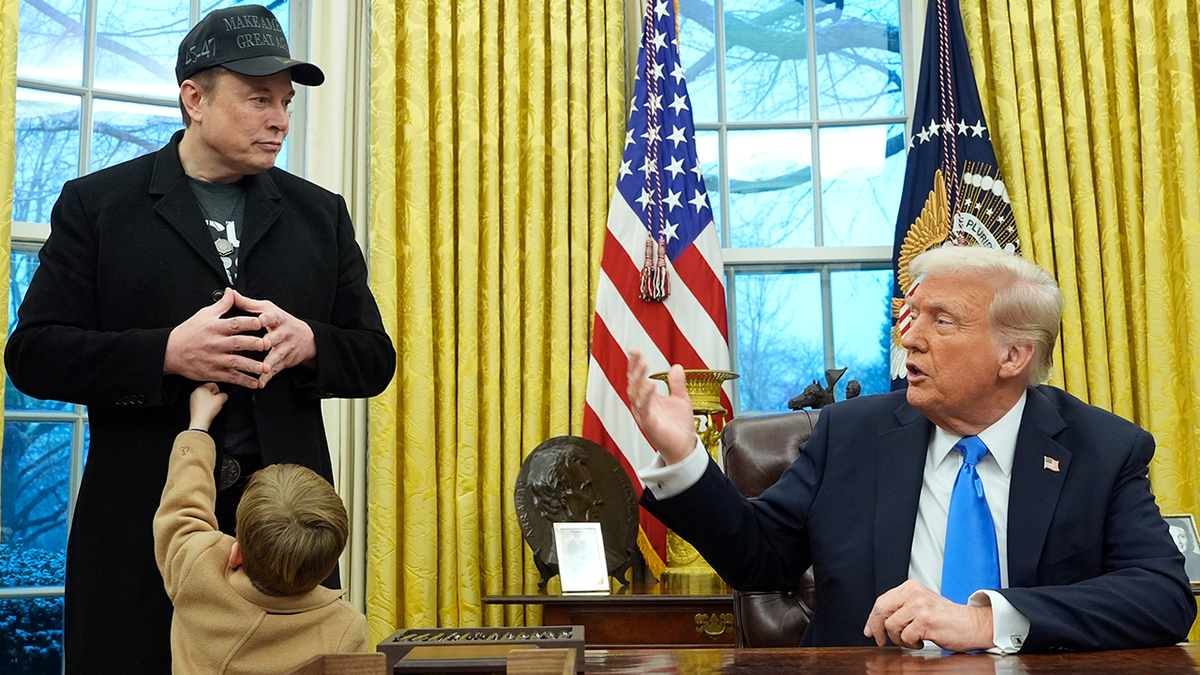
1163 514 1200 589
553 522 609 594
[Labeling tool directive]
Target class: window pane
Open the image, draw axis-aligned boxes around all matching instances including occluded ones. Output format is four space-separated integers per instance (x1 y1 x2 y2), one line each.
93 0 189 96
819 124 906 246
8 250 72 413
727 128 813 248
830 269 892 398
17 0 86 86
724 0 809 122
733 270 824 412
15 89 81 225
677 0 717 123
815 0 904 119
0 596 64 675
695 129 721 241
90 99 181 173
276 138 290 170
0 422 72 563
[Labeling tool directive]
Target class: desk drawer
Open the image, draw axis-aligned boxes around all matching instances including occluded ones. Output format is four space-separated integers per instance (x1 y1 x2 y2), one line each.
543 603 735 648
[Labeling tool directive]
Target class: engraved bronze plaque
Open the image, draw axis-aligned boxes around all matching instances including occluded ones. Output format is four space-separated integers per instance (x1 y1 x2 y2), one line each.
514 436 638 587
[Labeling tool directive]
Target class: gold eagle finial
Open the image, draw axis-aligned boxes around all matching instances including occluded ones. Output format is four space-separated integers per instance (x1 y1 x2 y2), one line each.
892 169 950 322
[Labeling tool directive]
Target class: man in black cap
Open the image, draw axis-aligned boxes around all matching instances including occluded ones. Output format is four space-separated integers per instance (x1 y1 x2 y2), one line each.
4 6 395 674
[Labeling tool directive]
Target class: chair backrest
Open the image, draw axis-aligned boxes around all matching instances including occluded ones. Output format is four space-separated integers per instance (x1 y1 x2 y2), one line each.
720 410 820 648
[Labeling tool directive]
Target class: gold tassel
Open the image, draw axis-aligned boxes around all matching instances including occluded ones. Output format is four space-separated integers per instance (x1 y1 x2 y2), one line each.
637 526 667 579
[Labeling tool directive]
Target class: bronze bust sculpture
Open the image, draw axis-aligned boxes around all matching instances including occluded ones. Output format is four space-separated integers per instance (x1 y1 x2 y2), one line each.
514 436 639 587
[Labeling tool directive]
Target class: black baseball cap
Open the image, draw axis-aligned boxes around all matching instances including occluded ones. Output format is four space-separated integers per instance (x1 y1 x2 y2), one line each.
175 5 324 86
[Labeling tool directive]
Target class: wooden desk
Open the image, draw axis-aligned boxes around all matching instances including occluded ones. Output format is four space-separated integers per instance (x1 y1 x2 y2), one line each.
483 582 735 648
584 645 1200 674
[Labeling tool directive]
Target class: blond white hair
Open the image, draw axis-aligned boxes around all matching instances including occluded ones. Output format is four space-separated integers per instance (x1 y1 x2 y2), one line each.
910 245 1063 384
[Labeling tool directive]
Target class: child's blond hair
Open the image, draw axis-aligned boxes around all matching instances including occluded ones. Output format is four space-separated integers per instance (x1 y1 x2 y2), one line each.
236 464 348 596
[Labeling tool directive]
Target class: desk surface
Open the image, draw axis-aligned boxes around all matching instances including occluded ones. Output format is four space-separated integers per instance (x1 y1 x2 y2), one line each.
584 645 1200 674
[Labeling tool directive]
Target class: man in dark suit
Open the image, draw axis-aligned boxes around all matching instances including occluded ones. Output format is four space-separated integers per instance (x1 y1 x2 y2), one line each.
4 6 395 674
626 245 1195 652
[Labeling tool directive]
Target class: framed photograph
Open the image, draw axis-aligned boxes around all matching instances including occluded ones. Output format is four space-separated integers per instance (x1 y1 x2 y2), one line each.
553 521 609 593
1164 514 1200 588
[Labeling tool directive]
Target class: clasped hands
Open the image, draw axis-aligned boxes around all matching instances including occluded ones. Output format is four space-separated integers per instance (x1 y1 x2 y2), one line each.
164 288 315 389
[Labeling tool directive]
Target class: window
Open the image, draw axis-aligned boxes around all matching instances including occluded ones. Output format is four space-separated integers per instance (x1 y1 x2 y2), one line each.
2 2 301 673
677 0 915 412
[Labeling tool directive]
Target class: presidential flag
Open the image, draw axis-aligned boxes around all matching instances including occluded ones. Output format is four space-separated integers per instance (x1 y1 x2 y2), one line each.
890 0 1020 385
582 0 730 575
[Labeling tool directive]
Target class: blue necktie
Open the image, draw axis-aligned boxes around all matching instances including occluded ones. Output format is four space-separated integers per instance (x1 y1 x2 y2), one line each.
941 435 1001 604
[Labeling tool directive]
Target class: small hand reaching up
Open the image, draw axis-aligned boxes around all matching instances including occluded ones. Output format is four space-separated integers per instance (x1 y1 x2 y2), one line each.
189 383 228 432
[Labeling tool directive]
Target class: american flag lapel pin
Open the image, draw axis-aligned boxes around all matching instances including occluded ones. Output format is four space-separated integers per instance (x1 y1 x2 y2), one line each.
1043 456 1060 472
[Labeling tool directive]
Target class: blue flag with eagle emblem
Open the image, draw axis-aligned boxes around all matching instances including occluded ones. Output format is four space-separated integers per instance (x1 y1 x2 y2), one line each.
889 0 1020 388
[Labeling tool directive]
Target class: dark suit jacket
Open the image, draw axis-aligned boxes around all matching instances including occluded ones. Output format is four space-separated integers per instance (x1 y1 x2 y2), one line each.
642 387 1196 652
5 131 396 675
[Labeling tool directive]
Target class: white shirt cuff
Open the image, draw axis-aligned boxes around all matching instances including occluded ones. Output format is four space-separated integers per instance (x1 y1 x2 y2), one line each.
972 590 1030 654
637 437 708 500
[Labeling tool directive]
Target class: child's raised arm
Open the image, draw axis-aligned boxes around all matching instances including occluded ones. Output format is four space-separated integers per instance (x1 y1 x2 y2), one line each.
189 383 228 432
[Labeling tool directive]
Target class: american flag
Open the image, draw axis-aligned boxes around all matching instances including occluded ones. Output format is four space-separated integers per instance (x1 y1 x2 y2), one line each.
582 0 730 574
890 0 1020 388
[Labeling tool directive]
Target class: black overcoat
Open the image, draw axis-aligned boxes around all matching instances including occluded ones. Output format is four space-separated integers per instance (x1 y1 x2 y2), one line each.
5 130 396 675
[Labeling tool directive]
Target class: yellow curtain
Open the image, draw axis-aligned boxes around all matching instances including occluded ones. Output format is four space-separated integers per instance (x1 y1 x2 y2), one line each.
961 0 1200 634
366 0 626 640
0 0 16 354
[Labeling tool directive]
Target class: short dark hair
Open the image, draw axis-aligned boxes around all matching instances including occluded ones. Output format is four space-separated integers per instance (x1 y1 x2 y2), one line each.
178 66 227 127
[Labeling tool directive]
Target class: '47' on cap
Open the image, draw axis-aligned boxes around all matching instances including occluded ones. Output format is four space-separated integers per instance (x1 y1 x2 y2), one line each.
175 4 324 86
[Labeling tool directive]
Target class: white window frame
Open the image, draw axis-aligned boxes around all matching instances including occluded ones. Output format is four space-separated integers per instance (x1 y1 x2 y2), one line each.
701 0 926 413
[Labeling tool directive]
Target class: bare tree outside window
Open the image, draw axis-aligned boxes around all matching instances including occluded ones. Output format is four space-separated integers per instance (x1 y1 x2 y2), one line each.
671 0 908 412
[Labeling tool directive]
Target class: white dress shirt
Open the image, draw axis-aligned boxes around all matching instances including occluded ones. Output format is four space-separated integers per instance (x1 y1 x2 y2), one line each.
638 392 1031 653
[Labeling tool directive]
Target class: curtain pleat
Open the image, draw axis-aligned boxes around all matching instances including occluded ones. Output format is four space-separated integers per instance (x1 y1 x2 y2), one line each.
364 0 1200 642
0 0 16 361
367 0 625 639
963 0 1200 633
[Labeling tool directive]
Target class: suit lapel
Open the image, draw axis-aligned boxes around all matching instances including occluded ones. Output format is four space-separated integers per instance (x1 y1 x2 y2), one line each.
149 132 240 280
238 171 283 265
1006 386 1070 588
874 402 933 597
148 134 283 281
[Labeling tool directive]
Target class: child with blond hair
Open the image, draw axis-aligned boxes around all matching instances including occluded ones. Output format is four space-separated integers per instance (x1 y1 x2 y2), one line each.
154 383 366 674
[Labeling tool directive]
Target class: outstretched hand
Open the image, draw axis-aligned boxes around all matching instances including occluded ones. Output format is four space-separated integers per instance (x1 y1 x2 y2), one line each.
625 348 700 465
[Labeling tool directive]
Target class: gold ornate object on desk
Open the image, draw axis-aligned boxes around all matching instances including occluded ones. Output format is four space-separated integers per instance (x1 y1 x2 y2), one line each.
649 369 738 593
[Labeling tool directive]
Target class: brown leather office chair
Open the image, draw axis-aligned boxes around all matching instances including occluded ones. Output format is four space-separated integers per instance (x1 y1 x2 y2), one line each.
720 409 821 647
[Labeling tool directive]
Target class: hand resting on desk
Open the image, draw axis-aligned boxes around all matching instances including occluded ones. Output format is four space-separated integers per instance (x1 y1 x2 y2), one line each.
864 580 993 652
